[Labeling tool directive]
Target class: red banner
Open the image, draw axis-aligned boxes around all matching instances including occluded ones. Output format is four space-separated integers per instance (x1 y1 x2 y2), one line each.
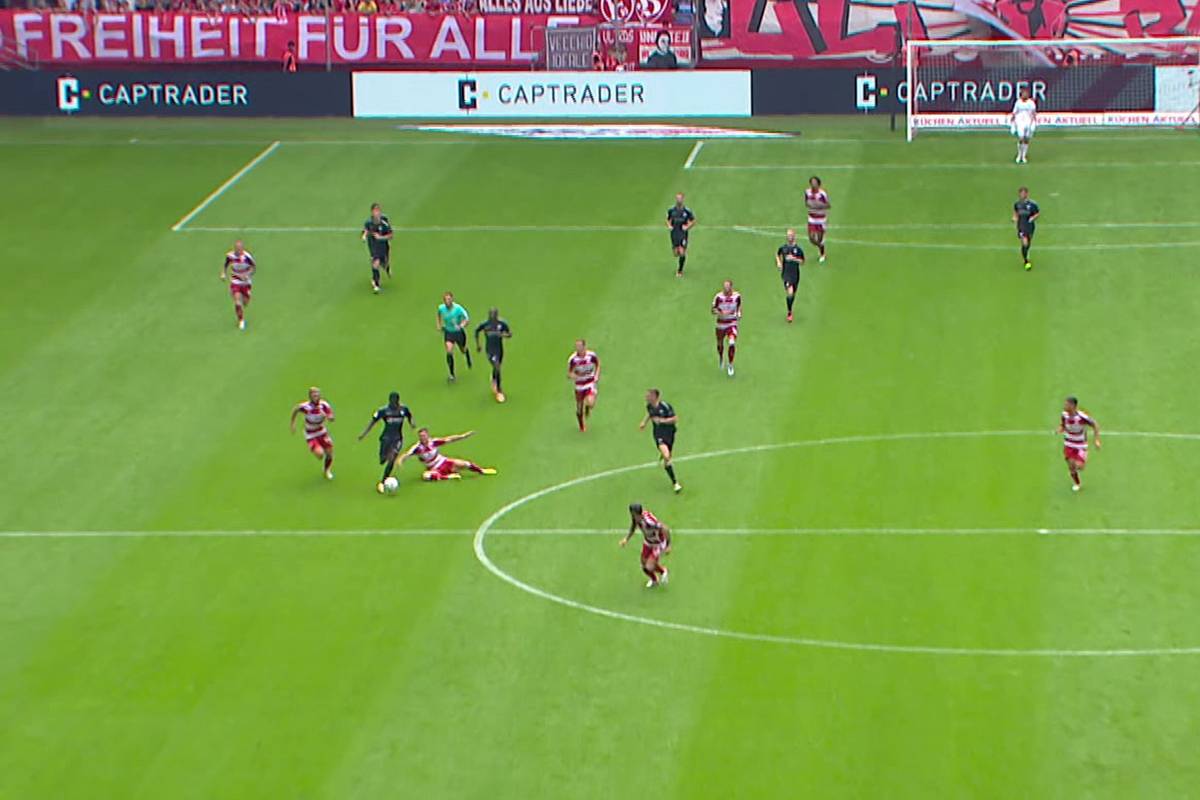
698 0 1200 66
0 11 607 66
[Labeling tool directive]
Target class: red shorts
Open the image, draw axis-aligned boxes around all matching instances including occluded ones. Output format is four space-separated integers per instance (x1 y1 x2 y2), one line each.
306 434 333 454
807 223 826 238
230 283 251 301
426 460 458 478
575 385 597 402
716 325 738 343
1064 446 1088 465
641 542 666 561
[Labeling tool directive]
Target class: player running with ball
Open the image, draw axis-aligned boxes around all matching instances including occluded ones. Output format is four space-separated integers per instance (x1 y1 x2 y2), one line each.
1010 87 1037 164
1058 396 1100 492
621 503 671 588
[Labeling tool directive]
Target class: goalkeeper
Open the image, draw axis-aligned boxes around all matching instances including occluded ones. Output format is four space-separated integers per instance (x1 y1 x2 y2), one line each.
1010 87 1038 164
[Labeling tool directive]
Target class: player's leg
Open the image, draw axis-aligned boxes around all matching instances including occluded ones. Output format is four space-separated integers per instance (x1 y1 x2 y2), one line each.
322 438 334 479
658 440 681 491
448 456 495 476
489 353 504 399
443 337 457 380
726 331 736 376
575 393 587 431
379 439 400 490
370 256 382 292
1020 232 1032 268
715 328 725 367
677 243 687 276
641 554 659 586
382 248 391 278
584 390 596 419
458 334 472 369
810 226 827 261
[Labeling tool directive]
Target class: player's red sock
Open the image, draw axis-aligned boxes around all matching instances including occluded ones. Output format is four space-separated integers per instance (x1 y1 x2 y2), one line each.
577 412 585 430
465 462 484 474
717 344 724 361
235 305 244 322
643 567 657 582
1071 470 1080 486
653 563 665 575
728 344 736 364
324 454 333 471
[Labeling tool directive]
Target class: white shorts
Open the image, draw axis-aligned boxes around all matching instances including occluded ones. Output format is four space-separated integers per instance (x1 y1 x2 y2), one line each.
1013 121 1035 139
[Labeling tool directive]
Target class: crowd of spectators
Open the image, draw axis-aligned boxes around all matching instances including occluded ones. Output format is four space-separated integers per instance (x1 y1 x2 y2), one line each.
5 0 479 13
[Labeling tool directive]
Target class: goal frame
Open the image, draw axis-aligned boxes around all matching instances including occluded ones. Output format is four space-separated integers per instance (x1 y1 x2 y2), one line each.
905 37 1200 141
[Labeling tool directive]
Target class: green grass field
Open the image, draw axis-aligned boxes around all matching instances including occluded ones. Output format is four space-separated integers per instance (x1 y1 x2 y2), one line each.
3 115 1200 798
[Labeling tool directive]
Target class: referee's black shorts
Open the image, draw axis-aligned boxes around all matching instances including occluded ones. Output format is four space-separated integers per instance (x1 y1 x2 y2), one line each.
443 329 467 347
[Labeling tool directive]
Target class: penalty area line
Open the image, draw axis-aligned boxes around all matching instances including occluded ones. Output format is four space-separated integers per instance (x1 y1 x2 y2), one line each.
171 140 281 232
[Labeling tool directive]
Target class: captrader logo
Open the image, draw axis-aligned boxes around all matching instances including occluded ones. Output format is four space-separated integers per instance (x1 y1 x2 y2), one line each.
458 78 478 111
56 75 87 113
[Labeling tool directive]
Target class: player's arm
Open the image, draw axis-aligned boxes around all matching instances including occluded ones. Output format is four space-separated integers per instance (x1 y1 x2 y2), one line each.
289 404 302 434
219 256 229 281
357 413 380 441
440 431 475 445
775 250 784 271
1087 416 1101 448
638 411 651 431
1012 206 1020 227
474 321 486 351
620 516 638 547
656 409 678 426
396 442 419 466
361 224 369 242
379 225 393 242
458 309 470 331
683 211 696 231
660 523 672 553
1028 204 1040 224
435 309 444 331
665 210 673 229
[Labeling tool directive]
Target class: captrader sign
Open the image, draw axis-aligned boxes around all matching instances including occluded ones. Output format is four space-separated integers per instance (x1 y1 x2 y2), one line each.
353 70 750 118
55 74 248 112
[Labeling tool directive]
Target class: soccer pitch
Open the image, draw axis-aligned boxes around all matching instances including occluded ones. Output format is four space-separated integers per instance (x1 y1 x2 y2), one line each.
3 115 1200 798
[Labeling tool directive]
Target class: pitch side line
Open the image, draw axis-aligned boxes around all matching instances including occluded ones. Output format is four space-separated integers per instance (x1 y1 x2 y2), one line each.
175 221 1200 235
683 140 705 169
170 141 281 232
692 161 1200 171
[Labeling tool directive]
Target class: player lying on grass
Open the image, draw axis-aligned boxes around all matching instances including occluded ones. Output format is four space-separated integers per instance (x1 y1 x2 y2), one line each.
620 503 671 588
290 386 335 480
1058 396 1100 492
397 428 496 482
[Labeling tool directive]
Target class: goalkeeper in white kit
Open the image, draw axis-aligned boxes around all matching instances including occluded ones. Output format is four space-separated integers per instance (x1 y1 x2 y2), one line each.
1010 87 1037 164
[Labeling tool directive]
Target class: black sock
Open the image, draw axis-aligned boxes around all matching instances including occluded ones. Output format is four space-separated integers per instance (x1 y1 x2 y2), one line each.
786 294 795 312
446 353 455 376
677 255 686 273
382 461 394 480
492 366 502 391
371 267 380 286
665 464 677 483
464 348 472 368
1021 244 1029 261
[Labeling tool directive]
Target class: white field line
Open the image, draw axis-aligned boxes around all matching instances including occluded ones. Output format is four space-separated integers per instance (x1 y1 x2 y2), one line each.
692 160 1200 171
170 141 281 232
683 140 705 169
176 221 1200 235
8 526 1200 540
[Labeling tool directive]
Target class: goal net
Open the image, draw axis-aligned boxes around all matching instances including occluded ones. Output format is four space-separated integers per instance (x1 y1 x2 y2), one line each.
906 37 1200 140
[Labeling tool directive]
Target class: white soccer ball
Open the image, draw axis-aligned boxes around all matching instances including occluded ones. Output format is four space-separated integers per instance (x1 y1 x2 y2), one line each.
383 476 400 494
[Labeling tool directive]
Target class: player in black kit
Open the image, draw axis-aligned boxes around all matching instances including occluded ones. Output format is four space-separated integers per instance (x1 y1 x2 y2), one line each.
666 192 696 277
776 228 805 323
474 307 512 403
1013 186 1040 271
358 391 414 493
639 388 681 493
362 202 394 293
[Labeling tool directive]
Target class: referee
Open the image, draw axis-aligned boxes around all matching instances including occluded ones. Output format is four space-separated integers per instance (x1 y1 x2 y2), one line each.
474 307 512 403
639 388 682 493
436 291 472 382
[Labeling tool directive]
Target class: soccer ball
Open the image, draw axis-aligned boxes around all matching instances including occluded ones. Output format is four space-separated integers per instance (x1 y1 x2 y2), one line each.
382 476 400 494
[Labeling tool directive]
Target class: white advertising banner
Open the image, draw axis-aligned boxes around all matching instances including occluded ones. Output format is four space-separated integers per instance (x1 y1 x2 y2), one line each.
353 70 751 118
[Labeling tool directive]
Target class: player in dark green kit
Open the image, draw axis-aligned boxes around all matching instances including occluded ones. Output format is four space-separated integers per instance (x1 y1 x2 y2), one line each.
1012 186 1040 271
775 228 805 322
639 388 682 493
362 202 394 293
357 391 414 493
666 192 696 277
474 308 512 403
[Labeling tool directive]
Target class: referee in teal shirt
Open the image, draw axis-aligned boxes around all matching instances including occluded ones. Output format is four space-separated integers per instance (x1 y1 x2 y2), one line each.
436 291 472 381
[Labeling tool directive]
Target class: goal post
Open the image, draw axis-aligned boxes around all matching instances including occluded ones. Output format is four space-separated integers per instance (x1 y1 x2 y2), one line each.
905 37 1200 140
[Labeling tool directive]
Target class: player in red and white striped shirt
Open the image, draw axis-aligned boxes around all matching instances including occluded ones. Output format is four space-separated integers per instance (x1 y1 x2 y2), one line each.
804 176 830 264
290 386 335 480
219 240 256 330
1056 396 1101 492
711 280 742 377
567 339 601 432
620 503 671 588
397 428 497 482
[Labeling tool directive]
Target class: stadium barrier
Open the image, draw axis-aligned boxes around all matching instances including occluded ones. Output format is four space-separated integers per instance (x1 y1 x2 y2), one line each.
0 70 351 116
352 70 751 117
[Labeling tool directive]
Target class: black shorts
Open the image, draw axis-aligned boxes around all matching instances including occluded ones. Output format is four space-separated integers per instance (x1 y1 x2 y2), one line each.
444 329 467 347
1018 225 1035 241
670 229 688 249
369 244 390 265
379 436 403 464
486 349 504 366
654 430 676 451
782 268 800 289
